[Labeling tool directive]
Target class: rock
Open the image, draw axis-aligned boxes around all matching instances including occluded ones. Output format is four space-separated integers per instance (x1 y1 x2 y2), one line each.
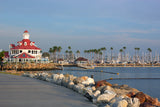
61 78 69 87
134 92 146 104
93 90 101 98
84 92 93 102
59 74 64 80
29 74 35 78
124 97 140 107
126 92 136 98
109 96 123 104
97 90 116 103
111 99 128 107
95 80 112 88
68 81 74 89
140 102 155 107
82 78 95 86
52 74 59 83
77 84 85 94
145 94 160 106
73 77 86 84
91 86 96 91
46 78 52 82
81 76 88 81
97 85 115 94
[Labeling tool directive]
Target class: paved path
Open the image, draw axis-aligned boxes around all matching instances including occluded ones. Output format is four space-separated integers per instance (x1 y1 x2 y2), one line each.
0 74 96 107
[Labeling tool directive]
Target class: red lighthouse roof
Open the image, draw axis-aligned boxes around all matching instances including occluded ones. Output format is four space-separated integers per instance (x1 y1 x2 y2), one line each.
24 30 29 33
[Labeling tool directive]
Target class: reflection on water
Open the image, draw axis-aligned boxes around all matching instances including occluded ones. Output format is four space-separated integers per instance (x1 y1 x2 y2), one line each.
51 67 160 99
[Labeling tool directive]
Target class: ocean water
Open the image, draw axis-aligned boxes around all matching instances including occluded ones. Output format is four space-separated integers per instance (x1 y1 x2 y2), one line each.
51 67 160 99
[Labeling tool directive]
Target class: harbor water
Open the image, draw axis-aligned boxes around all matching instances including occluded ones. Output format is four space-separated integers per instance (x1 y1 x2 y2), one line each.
51 67 160 99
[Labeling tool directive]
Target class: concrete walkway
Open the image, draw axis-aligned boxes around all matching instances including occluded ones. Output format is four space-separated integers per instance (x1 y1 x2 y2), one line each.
0 74 96 107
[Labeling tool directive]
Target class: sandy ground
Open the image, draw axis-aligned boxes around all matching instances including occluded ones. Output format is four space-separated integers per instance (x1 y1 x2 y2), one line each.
0 74 96 107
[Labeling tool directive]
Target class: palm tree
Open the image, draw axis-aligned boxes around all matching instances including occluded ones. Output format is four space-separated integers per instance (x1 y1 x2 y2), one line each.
137 48 140 62
53 46 58 62
49 48 53 60
65 50 69 61
110 47 113 61
119 49 123 62
147 48 152 63
134 48 137 62
68 46 71 50
100 47 106 62
123 46 126 61
57 46 62 60
76 50 80 58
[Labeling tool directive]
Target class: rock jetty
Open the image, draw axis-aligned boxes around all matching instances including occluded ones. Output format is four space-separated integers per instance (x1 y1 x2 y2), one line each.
23 72 160 107
2 63 61 71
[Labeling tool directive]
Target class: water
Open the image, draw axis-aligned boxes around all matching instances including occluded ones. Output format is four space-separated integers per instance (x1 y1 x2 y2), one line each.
51 67 160 99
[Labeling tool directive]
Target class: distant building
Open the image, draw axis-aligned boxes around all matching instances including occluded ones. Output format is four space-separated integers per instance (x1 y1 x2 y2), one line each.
9 30 42 62
75 57 88 64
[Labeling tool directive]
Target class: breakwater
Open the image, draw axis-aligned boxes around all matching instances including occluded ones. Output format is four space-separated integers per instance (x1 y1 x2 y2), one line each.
22 72 160 107
2 63 61 71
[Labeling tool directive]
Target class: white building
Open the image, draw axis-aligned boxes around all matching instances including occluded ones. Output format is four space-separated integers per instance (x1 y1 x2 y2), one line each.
9 30 42 62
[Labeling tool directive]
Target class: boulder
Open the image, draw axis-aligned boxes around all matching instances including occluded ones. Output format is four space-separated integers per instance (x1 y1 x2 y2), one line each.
134 92 146 104
91 86 96 91
82 78 95 86
140 102 155 107
84 92 93 102
59 74 64 80
52 74 59 83
81 76 88 81
145 94 160 106
95 80 112 88
126 92 136 98
61 78 69 87
124 97 140 107
68 81 74 89
111 99 128 107
97 90 116 103
73 77 86 84
93 90 101 98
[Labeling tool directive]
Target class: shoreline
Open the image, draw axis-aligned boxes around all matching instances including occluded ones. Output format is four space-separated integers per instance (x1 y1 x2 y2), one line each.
22 71 160 107
1 63 160 72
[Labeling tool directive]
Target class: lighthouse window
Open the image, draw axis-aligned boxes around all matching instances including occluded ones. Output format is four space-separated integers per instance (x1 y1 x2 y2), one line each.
28 50 31 53
20 50 22 53
24 42 27 46
32 50 33 54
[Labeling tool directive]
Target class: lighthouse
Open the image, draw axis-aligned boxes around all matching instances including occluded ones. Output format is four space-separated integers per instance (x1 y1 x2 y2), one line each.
9 30 42 62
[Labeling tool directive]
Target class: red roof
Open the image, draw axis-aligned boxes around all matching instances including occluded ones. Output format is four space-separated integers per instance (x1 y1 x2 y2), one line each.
24 30 29 33
13 52 35 58
75 57 88 61
10 39 41 50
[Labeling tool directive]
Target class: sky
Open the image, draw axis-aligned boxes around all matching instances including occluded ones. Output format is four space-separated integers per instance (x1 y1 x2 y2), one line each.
1 0 160 54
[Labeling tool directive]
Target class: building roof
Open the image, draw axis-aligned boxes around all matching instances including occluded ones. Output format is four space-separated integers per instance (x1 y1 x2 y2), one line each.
75 57 88 61
24 30 29 33
13 52 35 58
10 39 41 50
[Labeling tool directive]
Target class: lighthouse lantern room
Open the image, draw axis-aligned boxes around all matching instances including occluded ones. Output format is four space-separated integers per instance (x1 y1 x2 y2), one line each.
9 30 42 62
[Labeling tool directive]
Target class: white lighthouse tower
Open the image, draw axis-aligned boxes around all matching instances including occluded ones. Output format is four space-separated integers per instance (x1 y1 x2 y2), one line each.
23 30 30 39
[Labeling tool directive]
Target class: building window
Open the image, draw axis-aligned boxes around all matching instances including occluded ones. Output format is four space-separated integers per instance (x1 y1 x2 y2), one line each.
24 42 27 46
20 50 22 53
32 50 33 54
28 50 31 53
